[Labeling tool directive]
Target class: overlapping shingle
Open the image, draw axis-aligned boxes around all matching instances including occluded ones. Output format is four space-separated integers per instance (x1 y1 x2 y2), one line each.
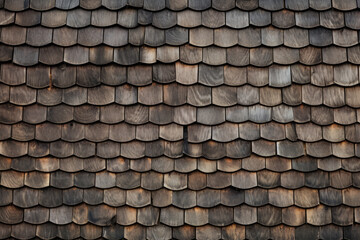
0 1 360 238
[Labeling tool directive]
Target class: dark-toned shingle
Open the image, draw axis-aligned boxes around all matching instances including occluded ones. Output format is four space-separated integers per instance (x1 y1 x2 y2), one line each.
137 206 160 226
257 205 281 226
306 141 332 157
144 26 165 47
225 106 247 123
273 226 295 240
103 225 124 240
309 28 332 47
11 223 36 239
285 0 308 10
320 225 343 240
250 9 271 26
83 188 106 205
0 205 23 224
81 224 102 239
226 48 249 68
208 205 233 226
299 46 322 65
30 0 55 10
345 11 360 29
13 46 39 66
24 206 49 224
299 108 323 128
166 27 188 46
9 85 36 106
0 140 27 158
282 206 305 226
317 157 341 172
153 10 176 29
306 170 330 188
0 45 12 62
39 46 64 65
4 0 30 11
13 188 39 208
188 0 211 10
15 10 40 26
114 46 140 65
56 0 79 9
319 188 342 207
323 46 347 65
57 224 80 239
38 188 62 207
250 47 273 67
89 46 113 65
153 63 176 84
172 190 196 209
53 27 77 46
220 187 244 206
292 157 315 173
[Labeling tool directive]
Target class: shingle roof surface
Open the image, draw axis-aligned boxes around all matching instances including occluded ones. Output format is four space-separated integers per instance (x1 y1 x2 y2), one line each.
1 0 360 239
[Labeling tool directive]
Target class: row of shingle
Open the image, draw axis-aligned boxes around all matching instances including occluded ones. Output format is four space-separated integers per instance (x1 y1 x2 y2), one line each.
1 201 360 227
2 8 360 30
2 0 360 11
0 139 360 160
2 155 359 173
1 168 360 190
0 222 357 240
0 138 359 159
2 83 360 109
2 45 360 68
1 24 360 49
1 102 360 126
2 63 360 89
1 121 360 144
